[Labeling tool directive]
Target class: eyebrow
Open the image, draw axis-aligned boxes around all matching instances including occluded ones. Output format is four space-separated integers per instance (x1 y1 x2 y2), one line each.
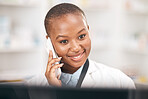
78 28 86 34
56 35 68 40
56 28 86 40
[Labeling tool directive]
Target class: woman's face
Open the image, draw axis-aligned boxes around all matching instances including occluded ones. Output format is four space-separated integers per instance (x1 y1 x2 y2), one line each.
47 13 91 69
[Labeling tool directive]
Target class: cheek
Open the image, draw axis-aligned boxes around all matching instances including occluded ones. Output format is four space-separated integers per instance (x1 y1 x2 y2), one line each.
54 45 68 57
83 38 91 51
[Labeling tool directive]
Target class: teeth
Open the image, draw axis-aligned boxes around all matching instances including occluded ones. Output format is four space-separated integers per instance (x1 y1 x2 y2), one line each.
73 54 81 59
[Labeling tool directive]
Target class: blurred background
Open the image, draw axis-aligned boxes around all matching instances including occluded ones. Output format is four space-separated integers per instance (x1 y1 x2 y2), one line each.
0 0 148 86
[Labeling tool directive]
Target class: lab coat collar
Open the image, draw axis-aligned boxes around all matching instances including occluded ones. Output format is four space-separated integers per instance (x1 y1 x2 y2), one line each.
81 60 98 88
87 60 98 74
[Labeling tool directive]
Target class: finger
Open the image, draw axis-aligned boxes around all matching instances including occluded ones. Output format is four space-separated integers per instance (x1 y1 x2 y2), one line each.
57 74 60 79
48 50 53 62
46 50 53 72
50 63 64 74
46 57 62 72
48 57 62 66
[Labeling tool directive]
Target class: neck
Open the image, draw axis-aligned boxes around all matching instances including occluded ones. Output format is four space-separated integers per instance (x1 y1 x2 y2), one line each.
61 63 80 74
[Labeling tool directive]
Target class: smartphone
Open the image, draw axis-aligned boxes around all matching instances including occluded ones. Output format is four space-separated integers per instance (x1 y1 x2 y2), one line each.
46 37 61 78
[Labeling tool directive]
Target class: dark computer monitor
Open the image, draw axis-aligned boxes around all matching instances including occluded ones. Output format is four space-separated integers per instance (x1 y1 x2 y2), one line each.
0 84 147 99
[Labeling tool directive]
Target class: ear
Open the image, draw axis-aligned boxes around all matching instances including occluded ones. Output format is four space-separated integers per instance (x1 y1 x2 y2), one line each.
46 35 48 39
87 25 89 30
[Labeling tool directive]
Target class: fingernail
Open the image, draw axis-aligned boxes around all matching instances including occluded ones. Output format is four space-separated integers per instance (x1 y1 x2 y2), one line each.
59 63 64 67
58 57 62 60
60 63 64 66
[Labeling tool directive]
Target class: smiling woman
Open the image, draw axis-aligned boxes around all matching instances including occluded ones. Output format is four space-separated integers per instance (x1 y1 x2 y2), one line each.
49 13 91 73
27 3 136 89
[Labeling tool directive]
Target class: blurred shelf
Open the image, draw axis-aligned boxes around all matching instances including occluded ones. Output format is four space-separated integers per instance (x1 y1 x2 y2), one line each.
0 70 35 84
0 2 40 7
123 48 148 55
82 7 109 12
125 10 148 16
0 47 42 53
135 81 148 85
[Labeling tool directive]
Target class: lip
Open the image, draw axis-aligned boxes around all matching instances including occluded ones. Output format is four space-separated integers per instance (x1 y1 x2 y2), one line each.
68 51 85 62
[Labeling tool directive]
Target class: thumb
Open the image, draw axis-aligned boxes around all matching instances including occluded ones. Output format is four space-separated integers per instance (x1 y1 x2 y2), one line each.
57 74 61 79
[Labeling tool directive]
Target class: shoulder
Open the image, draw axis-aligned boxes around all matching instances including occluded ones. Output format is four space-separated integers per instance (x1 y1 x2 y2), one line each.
88 59 135 89
25 73 49 86
89 59 126 75
89 59 121 73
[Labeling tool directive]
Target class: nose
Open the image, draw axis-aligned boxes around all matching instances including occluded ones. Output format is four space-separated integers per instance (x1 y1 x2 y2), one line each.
70 40 81 53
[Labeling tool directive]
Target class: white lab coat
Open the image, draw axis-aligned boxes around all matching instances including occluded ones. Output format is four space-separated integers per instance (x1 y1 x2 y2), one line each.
81 60 135 89
26 59 135 89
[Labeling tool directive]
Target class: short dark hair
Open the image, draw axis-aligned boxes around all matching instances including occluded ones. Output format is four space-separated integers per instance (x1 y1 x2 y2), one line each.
44 3 86 36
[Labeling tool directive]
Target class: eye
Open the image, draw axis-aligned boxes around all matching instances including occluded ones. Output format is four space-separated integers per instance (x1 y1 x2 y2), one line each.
60 40 68 44
78 34 86 39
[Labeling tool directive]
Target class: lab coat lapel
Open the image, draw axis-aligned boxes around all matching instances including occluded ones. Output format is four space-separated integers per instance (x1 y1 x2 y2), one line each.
81 60 98 88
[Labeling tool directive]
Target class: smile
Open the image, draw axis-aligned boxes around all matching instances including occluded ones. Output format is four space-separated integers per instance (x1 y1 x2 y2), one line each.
69 51 85 62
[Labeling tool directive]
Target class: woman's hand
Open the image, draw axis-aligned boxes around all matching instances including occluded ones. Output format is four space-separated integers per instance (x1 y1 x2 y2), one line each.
45 50 63 87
